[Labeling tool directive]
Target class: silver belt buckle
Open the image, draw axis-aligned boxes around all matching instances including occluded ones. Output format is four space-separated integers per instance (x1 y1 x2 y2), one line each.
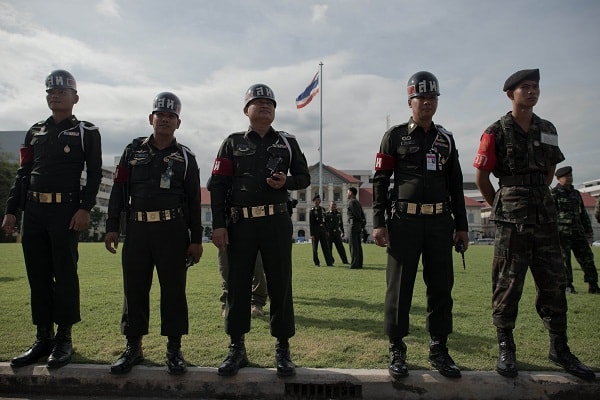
252 206 266 217
421 204 434 215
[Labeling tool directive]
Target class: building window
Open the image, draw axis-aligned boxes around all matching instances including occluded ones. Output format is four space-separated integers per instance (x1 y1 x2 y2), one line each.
298 191 306 202
204 211 212 222
298 208 306 222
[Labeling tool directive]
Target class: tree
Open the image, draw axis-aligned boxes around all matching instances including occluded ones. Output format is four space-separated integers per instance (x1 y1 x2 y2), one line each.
203 225 212 239
88 206 105 242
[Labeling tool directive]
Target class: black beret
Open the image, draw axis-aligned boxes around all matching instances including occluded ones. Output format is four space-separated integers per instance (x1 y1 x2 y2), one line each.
312 194 320 201
503 68 540 92
555 166 572 178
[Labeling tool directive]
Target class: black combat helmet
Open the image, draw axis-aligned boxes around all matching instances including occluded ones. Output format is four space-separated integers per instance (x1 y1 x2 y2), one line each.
407 71 440 99
244 84 276 109
45 69 77 92
152 92 182 116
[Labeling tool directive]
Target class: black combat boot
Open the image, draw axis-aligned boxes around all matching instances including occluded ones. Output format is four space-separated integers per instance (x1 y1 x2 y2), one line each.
47 325 73 369
166 336 187 375
275 339 295 377
496 328 518 378
388 338 408 380
548 332 595 380
10 324 55 367
428 336 461 378
110 336 144 375
588 282 600 294
217 336 248 377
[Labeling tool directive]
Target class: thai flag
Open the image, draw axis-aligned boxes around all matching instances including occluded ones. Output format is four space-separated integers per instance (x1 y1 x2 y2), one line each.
296 72 319 109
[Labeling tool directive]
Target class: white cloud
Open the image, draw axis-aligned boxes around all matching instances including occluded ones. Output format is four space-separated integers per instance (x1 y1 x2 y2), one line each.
96 0 120 18
311 4 328 23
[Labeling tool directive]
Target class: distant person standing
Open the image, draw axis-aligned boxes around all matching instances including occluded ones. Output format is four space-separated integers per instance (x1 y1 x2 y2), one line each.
104 92 203 375
474 68 594 380
325 201 349 265
309 194 334 266
210 84 310 377
2 69 102 369
347 187 366 269
595 196 600 223
373 71 468 380
551 166 600 294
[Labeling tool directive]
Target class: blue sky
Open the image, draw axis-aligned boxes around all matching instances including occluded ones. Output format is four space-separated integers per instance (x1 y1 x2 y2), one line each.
1 0 599 187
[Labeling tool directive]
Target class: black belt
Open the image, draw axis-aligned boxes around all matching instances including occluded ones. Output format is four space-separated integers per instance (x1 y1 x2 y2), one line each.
231 203 288 219
27 191 76 203
499 174 546 186
393 201 450 215
130 207 184 222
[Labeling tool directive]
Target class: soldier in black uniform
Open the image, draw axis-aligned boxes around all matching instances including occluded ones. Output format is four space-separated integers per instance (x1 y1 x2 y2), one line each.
474 69 594 380
372 71 469 380
551 166 600 294
210 84 310 377
2 70 102 369
104 92 203 375
347 187 366 269
325 201 349 264
309 194 334 266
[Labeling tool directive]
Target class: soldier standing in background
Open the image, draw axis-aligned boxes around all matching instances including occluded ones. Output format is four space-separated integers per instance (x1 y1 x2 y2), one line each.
310 194 334 266
347 187 366 269
474 68 595 380
104 92 203 375
551 166 600 294
595 196 600 223
325 201 349 265
2 69 102 369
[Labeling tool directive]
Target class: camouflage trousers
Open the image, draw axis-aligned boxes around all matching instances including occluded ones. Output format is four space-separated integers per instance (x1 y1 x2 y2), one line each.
492 222 567 332
557 226 598 284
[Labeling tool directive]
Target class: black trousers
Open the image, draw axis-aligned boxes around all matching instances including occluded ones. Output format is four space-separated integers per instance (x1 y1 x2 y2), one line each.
312 227 333 266
21 201 81 326
225 212 295 339
348 225 363 268
384 213 454 339
121 218 189 337
328 230 348 264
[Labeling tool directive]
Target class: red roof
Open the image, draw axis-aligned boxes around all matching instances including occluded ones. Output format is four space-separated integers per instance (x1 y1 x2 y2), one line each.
464 196 484 207
581 192 597 208
359 187 373 207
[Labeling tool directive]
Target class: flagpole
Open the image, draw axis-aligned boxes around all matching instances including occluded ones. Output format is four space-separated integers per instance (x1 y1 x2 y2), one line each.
319 61 323 198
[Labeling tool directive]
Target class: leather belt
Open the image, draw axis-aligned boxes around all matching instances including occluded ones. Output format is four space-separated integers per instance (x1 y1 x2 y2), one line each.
130 207 184 222
28 191 76 203
232 203 288 219
394 201 449 215
499 174 546 186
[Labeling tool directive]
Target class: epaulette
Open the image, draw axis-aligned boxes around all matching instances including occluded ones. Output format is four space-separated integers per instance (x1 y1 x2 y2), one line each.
278 130 296 139
179 143 196 157
80 121 99 131
436 125 453 136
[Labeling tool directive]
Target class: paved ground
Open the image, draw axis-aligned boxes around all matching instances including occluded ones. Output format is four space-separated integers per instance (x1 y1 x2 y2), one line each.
1 362 598 399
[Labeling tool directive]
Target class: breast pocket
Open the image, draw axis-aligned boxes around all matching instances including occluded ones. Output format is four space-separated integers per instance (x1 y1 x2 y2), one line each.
233 147 257 174
57 134 84 161
396 145 421 170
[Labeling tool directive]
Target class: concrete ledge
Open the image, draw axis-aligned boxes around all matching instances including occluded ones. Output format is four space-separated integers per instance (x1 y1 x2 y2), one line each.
1 362 598 399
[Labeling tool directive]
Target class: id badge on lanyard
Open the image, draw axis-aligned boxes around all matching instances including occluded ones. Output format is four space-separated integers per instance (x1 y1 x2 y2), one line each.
426 152 437 171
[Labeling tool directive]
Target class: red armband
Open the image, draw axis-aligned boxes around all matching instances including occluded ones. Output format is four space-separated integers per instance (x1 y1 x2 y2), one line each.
212 157 233 176
114 164 129 183
19 146 33 166
473 132 496 171
374 152 395 171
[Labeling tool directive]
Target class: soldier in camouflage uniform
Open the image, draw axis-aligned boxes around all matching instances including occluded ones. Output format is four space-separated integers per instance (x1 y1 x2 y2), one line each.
474 69 595 381
551 166 600 294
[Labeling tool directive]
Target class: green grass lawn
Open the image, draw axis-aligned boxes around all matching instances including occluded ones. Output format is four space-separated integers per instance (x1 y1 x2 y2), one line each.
0 242 598 372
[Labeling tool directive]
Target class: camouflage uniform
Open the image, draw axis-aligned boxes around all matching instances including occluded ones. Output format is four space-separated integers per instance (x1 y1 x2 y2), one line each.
478 112 567 332
551 183 598 286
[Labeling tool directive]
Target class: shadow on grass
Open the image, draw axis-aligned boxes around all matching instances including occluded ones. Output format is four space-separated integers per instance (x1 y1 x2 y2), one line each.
0 276 23 283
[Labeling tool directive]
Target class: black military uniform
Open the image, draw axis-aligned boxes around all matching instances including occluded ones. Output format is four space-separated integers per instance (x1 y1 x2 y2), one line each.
347 188 366 269
373 71 467 380
309 195 334 266
325 205 349 264
4 70 102 369
105 92 202 375
210 83 310 378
